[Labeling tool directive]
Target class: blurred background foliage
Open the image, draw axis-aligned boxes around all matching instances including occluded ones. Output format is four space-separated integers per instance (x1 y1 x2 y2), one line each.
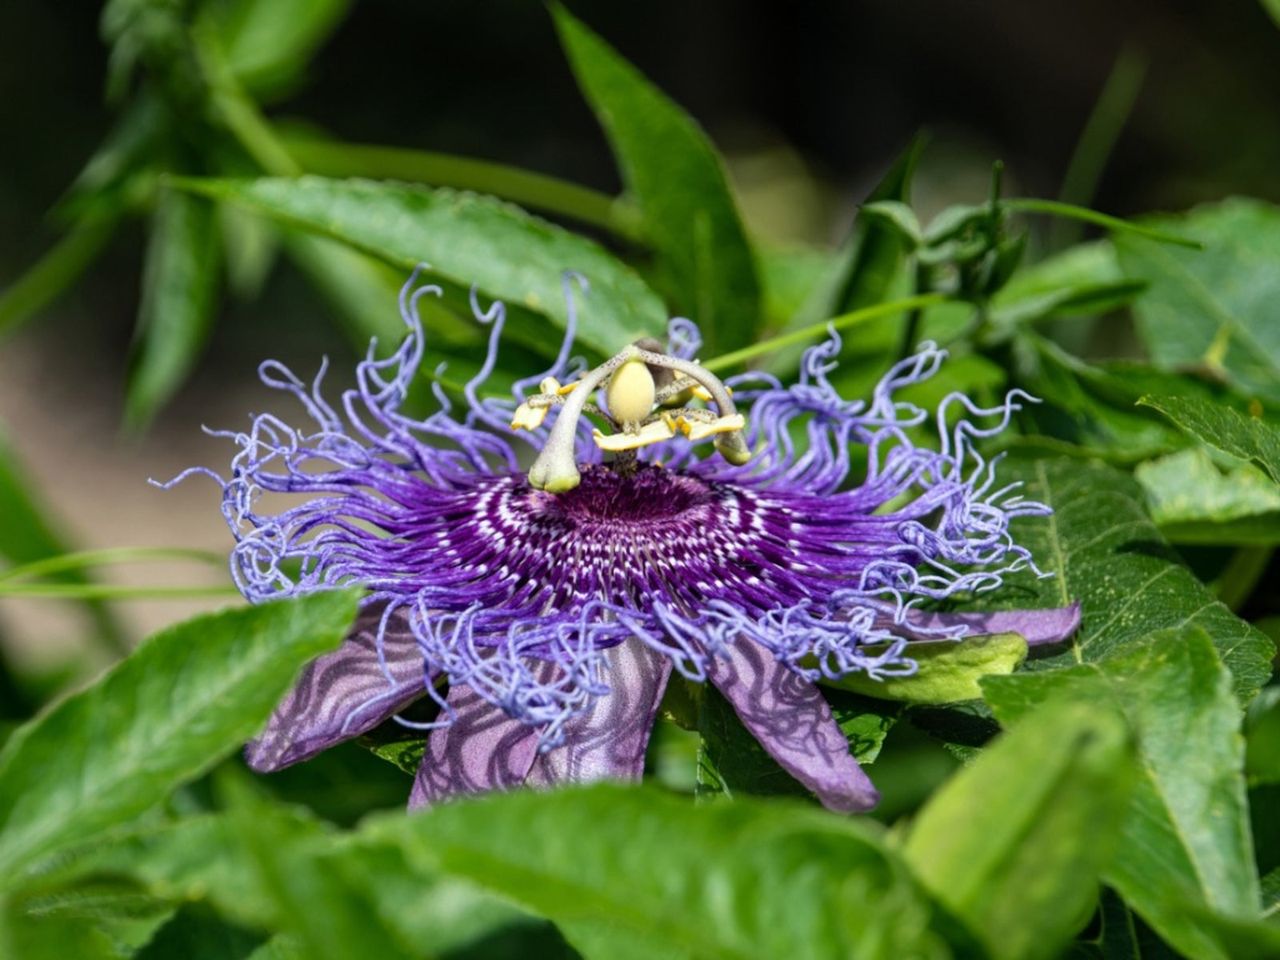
2 2 1280 958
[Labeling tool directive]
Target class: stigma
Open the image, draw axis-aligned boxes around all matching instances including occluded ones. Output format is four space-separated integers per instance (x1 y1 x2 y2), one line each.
517 340 752 492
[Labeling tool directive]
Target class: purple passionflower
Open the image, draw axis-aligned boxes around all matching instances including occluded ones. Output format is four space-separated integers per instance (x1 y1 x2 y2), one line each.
172 269 1078 813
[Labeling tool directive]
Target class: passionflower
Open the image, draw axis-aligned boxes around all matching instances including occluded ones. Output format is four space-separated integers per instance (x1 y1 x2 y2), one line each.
173 269 1079 813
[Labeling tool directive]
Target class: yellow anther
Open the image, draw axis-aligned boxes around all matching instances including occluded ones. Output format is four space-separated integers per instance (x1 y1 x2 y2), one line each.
605 358 657 425
510 401 549 431
539 376 562 396
592 419 675 452
676 413 747 442
691 384 731 402
555 379 581 396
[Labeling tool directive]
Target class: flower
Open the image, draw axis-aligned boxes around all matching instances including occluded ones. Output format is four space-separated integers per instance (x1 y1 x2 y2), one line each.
171 269 1079 814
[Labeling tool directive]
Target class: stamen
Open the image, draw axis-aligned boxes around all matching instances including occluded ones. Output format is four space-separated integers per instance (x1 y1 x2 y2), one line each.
674 411 746 442
593 419 676 451
631 348 751 465
528 347 639 492
526 342 753 492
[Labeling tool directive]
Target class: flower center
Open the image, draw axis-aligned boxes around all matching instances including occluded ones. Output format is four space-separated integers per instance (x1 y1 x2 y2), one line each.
428 464 812 618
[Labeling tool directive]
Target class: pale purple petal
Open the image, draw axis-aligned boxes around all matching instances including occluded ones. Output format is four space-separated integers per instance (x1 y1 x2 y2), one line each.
897 602 1082 647
409 682 541 809
246 606 427 772
526 639 672 787
706 638 879 813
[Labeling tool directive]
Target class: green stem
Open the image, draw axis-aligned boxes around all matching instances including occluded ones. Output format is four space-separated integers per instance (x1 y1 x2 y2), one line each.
0 547 224 584
0 216 118 338
1052 48 1147 250
0 584 239 600
897 262 931 360
1213 546 1272 612
1003 198 1200 249
702 293 948 373
193 23 301 177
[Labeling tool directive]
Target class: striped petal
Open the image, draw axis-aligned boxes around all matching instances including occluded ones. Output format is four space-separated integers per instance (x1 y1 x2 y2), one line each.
526 638 672 787
897 602 1082 647
706 639 879 813
246 604 427 772
409 682 541 809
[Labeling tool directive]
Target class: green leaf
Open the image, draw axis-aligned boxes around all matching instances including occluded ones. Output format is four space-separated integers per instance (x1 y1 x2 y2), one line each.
1116 198 1280 403
695 686 897 803
0 896 120 960
1138 394 1280 486
246 935 305 960
126 189 221 429
984 628 1262 960
281 132 636 239
217 774 419 960
767 137 922 375
0 217 118 339
993 457 1274 701
360 783 947 960
860 201 923 248
821 633 1028 704
827 137 924 314
552 6 761 355
0 590 359 881
1135 448 1280 544
134 903 265 960
902 697 1134 960
216 0 352 97
985 241 1144 335
29 814 288 932
1262 0 1280 29
1013 335 1191 463
177 176 666 356
218 201 278 301
756 245 833 326
283 230 478 351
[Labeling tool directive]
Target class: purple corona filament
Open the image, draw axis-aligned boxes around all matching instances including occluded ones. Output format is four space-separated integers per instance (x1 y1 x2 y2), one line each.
163 268 1080 813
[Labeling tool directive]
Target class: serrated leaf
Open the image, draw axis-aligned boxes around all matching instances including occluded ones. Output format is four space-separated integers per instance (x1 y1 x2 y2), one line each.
821 632 1027 704
992 457 1274 700
553 5 761 354
1135 447 1280 544
126 189 221 429
360 783 947 960
1139 393 1280 486
176 176 666 356
280 132 633 239
0 590 359 881
984 628 1261 960
1116 198 1280 403
902 697 1133 960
